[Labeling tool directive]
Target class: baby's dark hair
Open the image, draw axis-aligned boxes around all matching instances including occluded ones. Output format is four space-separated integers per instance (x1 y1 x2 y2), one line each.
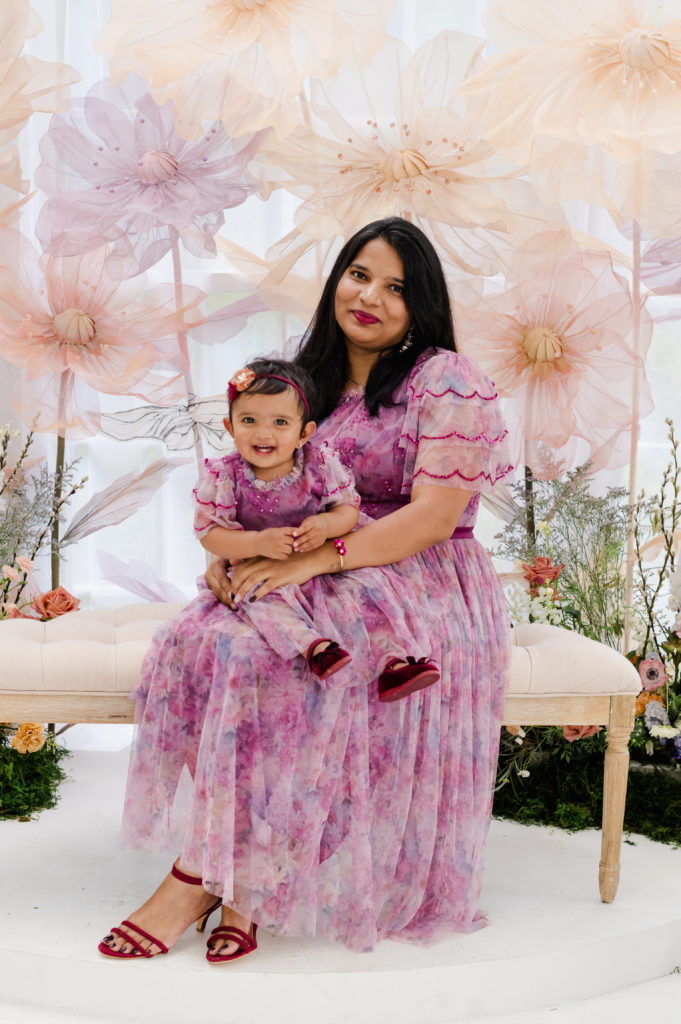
227 358 316 425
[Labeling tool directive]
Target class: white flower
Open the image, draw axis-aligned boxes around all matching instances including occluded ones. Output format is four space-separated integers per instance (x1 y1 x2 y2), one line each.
517 769 531 778
650 724 680 739
668 563 681 612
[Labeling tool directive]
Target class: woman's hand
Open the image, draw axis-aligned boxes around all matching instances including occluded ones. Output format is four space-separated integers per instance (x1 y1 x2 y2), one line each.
204 558 234 607
230 547 329 604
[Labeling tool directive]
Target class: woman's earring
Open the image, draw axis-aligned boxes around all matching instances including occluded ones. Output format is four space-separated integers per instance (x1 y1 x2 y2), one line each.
399 327 414 354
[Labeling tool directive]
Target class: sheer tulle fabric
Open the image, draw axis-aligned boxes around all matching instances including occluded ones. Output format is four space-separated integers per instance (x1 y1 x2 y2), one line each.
121 350 512 950
0 226 204 436
95 0 396 139
456 244 653 478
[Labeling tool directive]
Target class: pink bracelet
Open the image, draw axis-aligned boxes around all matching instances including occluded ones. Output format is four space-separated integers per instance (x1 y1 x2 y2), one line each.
332 537 346 572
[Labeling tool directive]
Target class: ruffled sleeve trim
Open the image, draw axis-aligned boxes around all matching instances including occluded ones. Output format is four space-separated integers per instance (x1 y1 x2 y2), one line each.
398 349 514 494
313 445 361 509
193 455 243 536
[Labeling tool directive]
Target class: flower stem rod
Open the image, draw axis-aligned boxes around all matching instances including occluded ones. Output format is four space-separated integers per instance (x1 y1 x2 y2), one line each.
524 464 536 557
169 228 204 474
624 220 642 651
51 433 65 590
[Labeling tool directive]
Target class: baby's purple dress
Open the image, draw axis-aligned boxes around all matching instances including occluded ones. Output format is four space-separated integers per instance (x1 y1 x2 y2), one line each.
121 348 513 952
192 445 426 674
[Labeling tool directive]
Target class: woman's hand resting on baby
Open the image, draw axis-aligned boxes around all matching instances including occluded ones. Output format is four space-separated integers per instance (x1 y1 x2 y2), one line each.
204 547 329 609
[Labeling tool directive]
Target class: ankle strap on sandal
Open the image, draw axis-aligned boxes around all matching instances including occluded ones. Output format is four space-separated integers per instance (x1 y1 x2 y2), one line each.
171 861 203 885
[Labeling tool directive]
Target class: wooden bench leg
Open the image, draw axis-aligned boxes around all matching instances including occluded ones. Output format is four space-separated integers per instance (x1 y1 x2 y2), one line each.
599 694 636 902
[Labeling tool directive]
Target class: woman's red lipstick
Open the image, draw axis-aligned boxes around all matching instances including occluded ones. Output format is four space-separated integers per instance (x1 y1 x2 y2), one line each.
351 310 380 324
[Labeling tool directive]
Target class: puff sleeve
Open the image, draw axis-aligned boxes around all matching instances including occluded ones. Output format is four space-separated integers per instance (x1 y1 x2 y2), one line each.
398 350 514 494
193 457 242 536
316 446 361 510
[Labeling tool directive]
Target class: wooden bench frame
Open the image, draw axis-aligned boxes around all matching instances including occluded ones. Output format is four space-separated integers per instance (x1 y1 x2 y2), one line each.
0 689 635 905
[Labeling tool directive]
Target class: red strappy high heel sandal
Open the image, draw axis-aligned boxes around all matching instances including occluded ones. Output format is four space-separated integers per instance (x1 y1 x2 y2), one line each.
206 922 258 964
98 861 222 960
377 657 440 703
306 638 352 680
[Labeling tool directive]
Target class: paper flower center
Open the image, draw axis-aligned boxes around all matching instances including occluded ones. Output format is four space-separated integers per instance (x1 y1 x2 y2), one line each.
618 28 670 70
522 326 563 364
136 149 180 184
382 149 429 182
232 0 268 9
53 308 96 346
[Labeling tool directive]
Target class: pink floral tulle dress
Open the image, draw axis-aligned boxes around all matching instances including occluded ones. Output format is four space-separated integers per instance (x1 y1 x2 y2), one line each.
192 444 432 675
121 348 514 952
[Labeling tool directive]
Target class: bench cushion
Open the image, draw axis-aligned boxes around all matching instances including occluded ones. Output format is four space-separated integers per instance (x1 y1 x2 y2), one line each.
0 605 641 698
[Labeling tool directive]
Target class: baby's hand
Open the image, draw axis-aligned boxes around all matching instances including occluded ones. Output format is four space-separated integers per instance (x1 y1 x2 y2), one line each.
293 516 327 552
257 527 296 560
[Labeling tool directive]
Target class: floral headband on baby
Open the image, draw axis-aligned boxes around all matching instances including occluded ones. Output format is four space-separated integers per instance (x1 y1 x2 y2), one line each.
227 366 310 417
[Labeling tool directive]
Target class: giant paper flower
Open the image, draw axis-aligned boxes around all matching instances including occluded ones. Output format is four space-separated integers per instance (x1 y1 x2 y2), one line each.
0 227 205 437
95 0 396 139
35 75 262 279
459 0 681 168
0 1 79 194
456 242 653 479
255 31 552 278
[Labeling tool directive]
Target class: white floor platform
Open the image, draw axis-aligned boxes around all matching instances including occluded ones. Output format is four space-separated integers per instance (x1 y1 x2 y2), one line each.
1 736 680 1024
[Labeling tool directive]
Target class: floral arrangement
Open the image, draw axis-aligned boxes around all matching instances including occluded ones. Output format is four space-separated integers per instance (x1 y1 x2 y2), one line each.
495 420 681 792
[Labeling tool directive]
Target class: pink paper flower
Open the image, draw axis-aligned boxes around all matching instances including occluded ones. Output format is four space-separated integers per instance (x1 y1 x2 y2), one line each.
457 242 653 478
0 1 79 194
95 0 396 139
35 75 262 279
460 0 681 167
255 32 544 279
0 226 204 437
638 658 667 692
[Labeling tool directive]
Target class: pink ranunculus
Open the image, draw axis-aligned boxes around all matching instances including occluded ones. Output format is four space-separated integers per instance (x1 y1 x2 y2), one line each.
0 226 205 438
562 725 600 743
2 564 19 581
35 75 263 280
16 555 35 573
638 658 667 692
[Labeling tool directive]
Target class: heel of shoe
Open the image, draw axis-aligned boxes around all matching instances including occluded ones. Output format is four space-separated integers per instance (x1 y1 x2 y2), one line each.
196 898 222 933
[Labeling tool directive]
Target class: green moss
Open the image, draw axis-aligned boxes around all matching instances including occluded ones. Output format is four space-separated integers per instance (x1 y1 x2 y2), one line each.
0 737 70 819
493 750 681 846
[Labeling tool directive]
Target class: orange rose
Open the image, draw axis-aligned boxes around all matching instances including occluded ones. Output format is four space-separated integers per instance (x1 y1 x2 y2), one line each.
31 586 80 619
562 724 600 742
11 722 45 754
521 556 564 596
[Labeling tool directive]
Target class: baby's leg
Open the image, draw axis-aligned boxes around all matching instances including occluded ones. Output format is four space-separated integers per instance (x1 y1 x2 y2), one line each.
236 587 340 665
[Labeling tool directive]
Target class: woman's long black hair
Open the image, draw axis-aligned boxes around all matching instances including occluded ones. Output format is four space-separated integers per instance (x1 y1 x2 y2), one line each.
294 217 456 420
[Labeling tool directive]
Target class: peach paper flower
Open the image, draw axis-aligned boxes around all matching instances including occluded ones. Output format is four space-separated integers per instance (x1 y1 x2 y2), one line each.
95 0 396 139
255 32 549 280
11 722 45 754
0 1 79 194
31 586 80 619
0 226 205 437
460 0 681 167
457 242 653 478
35 75 262 279
562 725 600 742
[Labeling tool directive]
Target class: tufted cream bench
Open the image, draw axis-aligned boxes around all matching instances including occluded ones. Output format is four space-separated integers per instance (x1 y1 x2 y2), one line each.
0 606 640 903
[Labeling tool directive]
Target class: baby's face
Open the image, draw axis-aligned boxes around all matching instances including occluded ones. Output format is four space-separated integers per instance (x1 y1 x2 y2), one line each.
226 388 309 481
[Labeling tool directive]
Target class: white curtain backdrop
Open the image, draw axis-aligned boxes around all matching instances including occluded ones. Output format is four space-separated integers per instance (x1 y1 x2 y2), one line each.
5 0 680 609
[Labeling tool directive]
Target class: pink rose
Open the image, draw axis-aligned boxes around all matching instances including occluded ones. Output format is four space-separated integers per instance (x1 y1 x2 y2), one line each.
2 564 19 581
562 725 600 742
16 556 35 573
638 659 667 692
31 586 81 619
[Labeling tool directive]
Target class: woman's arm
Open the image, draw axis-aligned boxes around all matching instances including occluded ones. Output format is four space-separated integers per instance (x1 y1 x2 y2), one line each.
229 484 473 603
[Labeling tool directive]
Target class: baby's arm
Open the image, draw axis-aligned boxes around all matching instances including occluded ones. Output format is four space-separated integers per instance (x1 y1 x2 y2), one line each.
200 524 296 562
293 503 359 553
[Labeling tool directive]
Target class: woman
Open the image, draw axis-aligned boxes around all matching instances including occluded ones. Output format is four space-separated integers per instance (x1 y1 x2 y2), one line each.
100 217 513 960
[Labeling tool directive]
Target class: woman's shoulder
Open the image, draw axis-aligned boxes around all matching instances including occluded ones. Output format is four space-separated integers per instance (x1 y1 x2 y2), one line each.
407 348 499 403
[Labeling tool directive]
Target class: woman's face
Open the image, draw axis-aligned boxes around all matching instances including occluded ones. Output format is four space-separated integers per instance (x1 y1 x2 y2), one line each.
334 238 410 362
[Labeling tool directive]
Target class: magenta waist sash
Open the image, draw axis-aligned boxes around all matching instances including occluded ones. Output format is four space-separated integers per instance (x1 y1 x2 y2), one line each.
450 526 474 540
